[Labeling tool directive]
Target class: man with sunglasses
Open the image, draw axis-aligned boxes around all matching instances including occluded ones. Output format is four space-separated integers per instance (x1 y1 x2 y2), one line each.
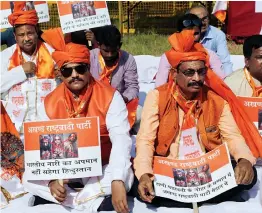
131 30 260 208
156 14 225 87
189 5 233 76
23 28 133 213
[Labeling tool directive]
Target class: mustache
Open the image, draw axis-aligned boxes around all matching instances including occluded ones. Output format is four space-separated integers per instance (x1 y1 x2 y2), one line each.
187 81 204 87
69 77 84 84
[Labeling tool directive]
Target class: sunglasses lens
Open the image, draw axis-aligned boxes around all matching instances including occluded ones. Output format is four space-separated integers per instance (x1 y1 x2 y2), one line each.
74 65 88 75
60 64 88 78
61 67 73 78
183 20 192 28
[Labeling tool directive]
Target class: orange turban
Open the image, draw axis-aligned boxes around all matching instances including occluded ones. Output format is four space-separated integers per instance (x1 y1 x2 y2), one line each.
41 28 90 69
165 30 262 158
165 30 209 68
8 2 38 26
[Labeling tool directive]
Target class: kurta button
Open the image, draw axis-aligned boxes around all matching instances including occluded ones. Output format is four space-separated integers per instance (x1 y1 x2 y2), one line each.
164 144 168 147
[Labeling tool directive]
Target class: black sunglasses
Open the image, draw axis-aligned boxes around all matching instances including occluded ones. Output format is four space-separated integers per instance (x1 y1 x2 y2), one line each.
179 67 207 77
60 64 89 78
183 19 202 28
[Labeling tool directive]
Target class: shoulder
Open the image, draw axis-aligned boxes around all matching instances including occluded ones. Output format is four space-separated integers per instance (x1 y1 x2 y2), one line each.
120 50 136 63
1 44 16 56
224 68 244 83
43 42 55 54
210 26 226 39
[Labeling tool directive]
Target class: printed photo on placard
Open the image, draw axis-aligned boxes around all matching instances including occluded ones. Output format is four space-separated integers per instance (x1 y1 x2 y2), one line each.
197 164 212 185
173 169 187 187
39 134 52 160
63 133 79 159
185 168 200 187
72 1 96 19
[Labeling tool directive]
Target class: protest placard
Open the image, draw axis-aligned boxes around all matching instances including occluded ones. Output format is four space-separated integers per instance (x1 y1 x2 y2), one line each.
238 96 262 135
3 78 56 133
238 96 262 165
24 116 102 180
153 143 237 203
57 1 111 34
0 1 50 29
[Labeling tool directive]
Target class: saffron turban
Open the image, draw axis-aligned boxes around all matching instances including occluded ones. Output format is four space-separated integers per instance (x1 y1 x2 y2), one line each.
8 2 38 26
165 30 209 68
165 30 262 158
41 28 90 69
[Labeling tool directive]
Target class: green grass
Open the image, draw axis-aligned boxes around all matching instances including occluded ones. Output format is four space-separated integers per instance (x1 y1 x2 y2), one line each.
1 32 243 55
122 32 243 56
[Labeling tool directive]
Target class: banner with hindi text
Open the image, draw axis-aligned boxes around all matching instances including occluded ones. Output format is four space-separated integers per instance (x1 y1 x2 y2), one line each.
24 117 102 180
0 1 50 29
153 144 237 203
57 1 111 34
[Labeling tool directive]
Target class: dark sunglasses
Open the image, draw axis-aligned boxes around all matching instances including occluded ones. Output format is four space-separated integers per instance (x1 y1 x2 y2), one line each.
183 19 202 28
179 67 207 77
60 64 89 78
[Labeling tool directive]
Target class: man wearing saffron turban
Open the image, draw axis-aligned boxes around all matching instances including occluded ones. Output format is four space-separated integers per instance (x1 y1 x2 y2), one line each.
0 2 57 135
23 28 133 213
132 30 262 208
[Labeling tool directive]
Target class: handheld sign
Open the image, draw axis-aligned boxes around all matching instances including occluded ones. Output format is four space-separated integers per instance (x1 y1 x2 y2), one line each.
153 143 237 203
24 117 102 180
57 1 111 34
238 96 262 165
0 1 50 29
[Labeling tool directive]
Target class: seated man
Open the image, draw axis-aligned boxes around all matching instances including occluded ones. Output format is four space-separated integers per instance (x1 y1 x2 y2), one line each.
90 25 139 126
156 13 225 87
1 1 56 134
225 35 262 97
132 30 261 208
1 102 25 208
23 31 133 213
189 5 233 76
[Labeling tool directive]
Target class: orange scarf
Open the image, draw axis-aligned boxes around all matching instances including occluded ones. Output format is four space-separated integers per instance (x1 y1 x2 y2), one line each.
244 68 262 97
98 51 121 85
63 79 95 118
172 85 202 129
8 41 54 79
166 30 262 158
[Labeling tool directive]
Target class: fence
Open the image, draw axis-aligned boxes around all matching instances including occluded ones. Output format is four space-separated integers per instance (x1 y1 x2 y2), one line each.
40 1 222 34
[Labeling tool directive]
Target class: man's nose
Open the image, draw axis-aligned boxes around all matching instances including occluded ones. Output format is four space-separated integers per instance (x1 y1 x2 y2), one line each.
71 68 79 77
192 72 200 81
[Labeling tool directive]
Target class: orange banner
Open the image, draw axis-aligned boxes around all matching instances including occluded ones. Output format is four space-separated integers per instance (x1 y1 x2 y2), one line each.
24 117 99 151
57 1 106 16
238 96 262 125
153 144 229 178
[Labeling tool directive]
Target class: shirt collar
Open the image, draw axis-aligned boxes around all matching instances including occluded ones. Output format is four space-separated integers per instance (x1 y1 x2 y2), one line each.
202 26 213 40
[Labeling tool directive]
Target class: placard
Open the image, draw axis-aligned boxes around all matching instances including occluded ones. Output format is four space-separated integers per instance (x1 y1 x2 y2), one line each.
153 144 237 203
1 1 50 29
57 1 111 33
24 116 102 180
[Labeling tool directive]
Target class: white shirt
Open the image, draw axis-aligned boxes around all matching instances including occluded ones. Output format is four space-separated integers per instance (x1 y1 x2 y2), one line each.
37 90 132 182
1 43 56 134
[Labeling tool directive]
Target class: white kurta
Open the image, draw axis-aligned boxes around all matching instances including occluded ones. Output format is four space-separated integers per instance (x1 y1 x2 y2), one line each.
1 43 57 135
23 91 134 212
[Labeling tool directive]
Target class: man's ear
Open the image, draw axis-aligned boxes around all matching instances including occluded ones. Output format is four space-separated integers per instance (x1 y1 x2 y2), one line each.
244 57 249 69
